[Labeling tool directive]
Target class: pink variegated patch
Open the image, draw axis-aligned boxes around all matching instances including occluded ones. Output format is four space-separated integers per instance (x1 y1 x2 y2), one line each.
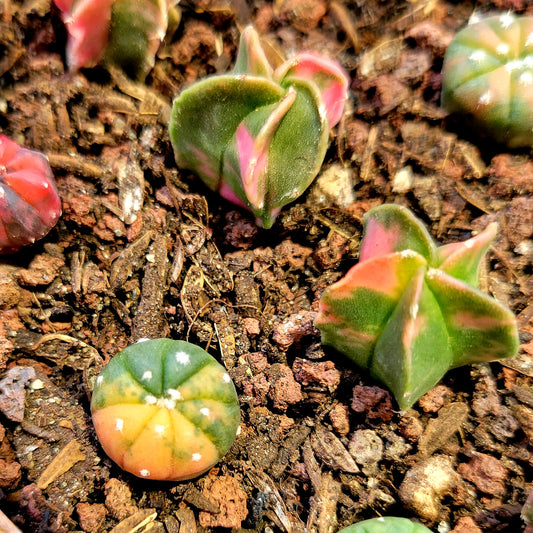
359 218 399 262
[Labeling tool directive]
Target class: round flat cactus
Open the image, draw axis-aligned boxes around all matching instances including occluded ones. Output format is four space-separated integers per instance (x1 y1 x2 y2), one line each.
441 13 533 148
90 338 241 481
338 517 433 533
0 135 61 253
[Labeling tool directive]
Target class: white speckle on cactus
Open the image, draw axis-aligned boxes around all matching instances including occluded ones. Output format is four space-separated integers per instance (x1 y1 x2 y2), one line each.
499 12 515 29
137 338 150 343
200 407 210 417
142 370 153 380
468 50 486 63
400 250 418 258
469 12 482 25
159 398 176 409
144 394 157 405
527 33 533 47
222 373 231 383
154 424 165 435
426 268 438 279
496 43 509 55
175 351 190 364
96 375 104 386
167 388 183 401
115 418 124 432
409 303 419 319
478 91 491 105
192 453 202 462
139 469 150 477
505 60 526 72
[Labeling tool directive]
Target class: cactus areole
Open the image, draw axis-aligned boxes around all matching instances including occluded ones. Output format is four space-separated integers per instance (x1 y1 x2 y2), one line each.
315 204 519 411
338 517 433 533
90 339 241 481
168 26 349 228
441 13 533 148
0 135 61 253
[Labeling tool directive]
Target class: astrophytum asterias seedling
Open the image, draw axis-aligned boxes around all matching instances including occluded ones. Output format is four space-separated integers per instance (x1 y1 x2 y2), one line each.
90 338 241 481
0 135 61 253
316 204 519 410
169 25 348 228
441 12 533 147
338 517 433 533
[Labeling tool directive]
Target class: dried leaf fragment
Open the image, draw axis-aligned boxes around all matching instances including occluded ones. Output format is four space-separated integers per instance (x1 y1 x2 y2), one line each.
37 439 86 489
109 509 157 533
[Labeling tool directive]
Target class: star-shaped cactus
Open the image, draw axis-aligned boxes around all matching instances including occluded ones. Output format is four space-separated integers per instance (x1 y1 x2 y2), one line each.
338 517 432 533
169 26 349 228
54 0 177 80
91 338 240 481
0 135 61 253
316 204 519 410
441 13 533 148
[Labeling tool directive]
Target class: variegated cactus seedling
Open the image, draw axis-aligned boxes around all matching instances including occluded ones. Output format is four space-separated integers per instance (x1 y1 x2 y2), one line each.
316 204 519 410
54 0 177 80
90 338 240 481
441 12 533 148
338 517 433 533
0 135 61 253
169 26 349 228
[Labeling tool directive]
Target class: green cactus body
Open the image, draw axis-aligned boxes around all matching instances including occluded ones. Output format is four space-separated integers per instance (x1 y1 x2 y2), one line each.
316 204 519 410
441 13 533 148
169 26 348 228
338 517 433 533
90 339 240 481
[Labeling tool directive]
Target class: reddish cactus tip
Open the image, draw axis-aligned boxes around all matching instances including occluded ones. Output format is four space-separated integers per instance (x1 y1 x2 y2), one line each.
0 135 61 254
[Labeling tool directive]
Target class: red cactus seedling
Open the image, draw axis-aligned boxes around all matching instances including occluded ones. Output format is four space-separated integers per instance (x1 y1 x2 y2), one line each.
90 339 241 481
0 135 61 253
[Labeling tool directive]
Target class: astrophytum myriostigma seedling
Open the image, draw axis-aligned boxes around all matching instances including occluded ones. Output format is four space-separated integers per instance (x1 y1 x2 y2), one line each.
90 338 240 481
316 204 519 410
169 26 348 228
441 12 533 147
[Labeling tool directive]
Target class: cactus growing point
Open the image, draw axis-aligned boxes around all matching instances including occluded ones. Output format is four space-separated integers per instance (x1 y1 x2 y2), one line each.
0 135 61 253
315 204 519 410
338 517 433 533
90 338 241 481
441 13 533 148
169 26 349 228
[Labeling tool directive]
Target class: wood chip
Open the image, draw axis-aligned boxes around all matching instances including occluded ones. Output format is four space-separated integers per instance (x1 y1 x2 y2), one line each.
307 471 341 533
0 509 23 533
311 425 359 474
109 509 157 533
417 402 469 458
37 439 86 489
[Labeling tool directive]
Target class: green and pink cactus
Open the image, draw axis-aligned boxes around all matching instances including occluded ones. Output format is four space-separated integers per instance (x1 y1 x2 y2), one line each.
54 0 177 80
90 338 240 481
338 517 433 533
169 26 349 228
316 204 519 410
0 135 61 253
441 13 533 148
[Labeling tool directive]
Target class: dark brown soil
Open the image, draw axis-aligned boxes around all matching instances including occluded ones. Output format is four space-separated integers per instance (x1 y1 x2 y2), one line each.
0 1 532 532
